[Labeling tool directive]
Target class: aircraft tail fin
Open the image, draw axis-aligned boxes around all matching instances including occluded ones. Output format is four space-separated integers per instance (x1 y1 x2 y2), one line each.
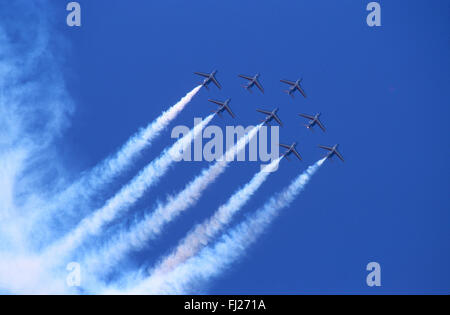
284 90 294 99
213 110 223 119
243 85 252 93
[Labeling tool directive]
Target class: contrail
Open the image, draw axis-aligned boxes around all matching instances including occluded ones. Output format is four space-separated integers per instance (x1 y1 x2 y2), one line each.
82 124 264 275
0 0 79 294
43 113 215 263
48 86 202 218
149 156 282 277
124 158 326 294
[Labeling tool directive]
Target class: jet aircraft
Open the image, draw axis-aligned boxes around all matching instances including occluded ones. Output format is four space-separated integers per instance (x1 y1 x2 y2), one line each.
238 73 264 93
256 108 282 126
319 144 344 162
208 99 235 118
299 113 326 132
280 142 302 161
194 70 221 89
280 78 307 98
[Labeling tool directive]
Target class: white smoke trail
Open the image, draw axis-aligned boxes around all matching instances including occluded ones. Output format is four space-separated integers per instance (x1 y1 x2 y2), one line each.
82 124 264 275
149 156 282 277
123 158 325 294
51 86 202 214
43 114 215 263
0 0 75 294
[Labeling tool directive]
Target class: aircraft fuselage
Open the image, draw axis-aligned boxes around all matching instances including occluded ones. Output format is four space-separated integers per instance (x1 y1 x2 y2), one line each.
218 100 230 113
288 85 296 95
327 146 339 159
264 116 275 124
202 71 217 87
246 75 258 88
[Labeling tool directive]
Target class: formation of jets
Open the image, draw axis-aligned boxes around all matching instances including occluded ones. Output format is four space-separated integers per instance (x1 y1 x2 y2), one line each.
195 70 344 163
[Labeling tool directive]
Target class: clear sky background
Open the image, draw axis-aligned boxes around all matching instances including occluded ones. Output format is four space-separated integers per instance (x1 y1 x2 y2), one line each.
9 0 450 294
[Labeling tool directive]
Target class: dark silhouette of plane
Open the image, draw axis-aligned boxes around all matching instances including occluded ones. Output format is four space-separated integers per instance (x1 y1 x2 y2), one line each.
256 108 282 126
280 142 302 161
319 144 344 162
208 99 235 118
238 73 264 93
194 70 221 89
281 78 307 98
299 113 326 132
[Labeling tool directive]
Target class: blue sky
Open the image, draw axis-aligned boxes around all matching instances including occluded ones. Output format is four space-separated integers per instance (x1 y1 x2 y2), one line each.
1 0 449 294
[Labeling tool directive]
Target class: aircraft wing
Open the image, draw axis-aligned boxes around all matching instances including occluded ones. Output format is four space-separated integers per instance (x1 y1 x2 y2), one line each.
194 72 210 78
280 79 296 86
280 144 291 149
208 99 224 106
293 149 302 161
224 105 235 118
238 74 253 81
297 85 307 98
211 77 222 89
335 150 345 162
317 119 326 132
299 113 315 120
273 114 283 126
255 80 264 93
256 109 272 115
319 145 333 151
